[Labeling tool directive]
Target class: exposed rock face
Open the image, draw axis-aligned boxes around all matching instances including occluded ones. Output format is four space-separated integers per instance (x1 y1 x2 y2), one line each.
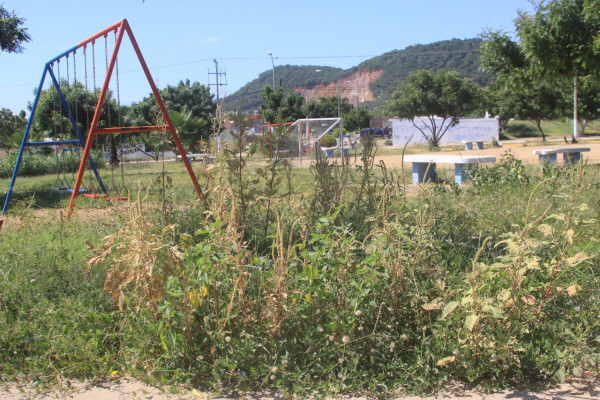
294 70 383 104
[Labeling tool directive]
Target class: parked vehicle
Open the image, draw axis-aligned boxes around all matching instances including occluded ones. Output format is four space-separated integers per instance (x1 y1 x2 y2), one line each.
359 127 391 139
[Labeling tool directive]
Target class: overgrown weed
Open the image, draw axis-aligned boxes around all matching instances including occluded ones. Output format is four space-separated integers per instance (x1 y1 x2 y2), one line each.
1 138 599 397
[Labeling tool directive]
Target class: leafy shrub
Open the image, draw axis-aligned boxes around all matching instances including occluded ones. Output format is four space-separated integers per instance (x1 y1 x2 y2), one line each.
321 134 338 147
0 150 105 179
472 151 530 189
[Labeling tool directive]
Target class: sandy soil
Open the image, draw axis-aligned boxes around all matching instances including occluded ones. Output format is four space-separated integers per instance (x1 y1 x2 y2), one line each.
373 141 600 170
2 379 600 400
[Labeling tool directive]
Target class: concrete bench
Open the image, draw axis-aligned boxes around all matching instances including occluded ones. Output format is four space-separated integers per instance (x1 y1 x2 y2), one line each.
321 137 358 159
531 147 590 165
177 153 211 165
461 140 486 150
403 155 496 184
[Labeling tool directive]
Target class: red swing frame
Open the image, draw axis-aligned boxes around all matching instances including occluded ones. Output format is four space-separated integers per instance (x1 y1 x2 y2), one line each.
67 19 206 217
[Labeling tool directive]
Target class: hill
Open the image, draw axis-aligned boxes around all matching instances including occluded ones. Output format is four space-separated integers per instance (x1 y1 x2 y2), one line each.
222 38 493 112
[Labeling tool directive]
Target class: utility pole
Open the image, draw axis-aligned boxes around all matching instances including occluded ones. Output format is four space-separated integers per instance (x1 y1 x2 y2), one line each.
208 59 227 103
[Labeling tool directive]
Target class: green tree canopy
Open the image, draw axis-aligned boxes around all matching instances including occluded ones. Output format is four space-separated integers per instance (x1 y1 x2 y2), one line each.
514 0 600 139
0 108 27 150
128 80 215 126
341 108 371 133
30 80 119 139
301 96 354 118
480 30 569 141
260 85 304 124
571 77 600 135
168 108 209 154
384 69 483 147
0 5 31 54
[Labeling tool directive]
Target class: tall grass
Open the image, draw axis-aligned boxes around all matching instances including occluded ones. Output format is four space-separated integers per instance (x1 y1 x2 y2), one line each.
1 137 599 396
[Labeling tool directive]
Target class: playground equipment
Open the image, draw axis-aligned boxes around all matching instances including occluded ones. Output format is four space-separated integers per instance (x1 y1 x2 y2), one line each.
260 118 344 166
2 19 205 217
292 118 343 167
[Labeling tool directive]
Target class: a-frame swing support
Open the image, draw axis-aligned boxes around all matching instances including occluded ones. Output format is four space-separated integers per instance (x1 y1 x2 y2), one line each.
1 19 206 216
2 41 107 215
68 19 205 218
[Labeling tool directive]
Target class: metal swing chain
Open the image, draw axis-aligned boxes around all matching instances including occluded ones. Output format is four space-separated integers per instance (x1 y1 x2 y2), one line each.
114 30 121 125
84 46 91 133
73 50 79 134
104 34 110 125
66 53 71 139
57 59 62 135
92 41 96 99
114 30 126 190
51 62 62 189
50 63 58 139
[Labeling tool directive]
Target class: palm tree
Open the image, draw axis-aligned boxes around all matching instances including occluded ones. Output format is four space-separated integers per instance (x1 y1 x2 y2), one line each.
169 107 209 154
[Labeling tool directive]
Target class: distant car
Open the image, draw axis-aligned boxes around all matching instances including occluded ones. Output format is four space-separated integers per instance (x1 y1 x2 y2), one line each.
360 127 391 139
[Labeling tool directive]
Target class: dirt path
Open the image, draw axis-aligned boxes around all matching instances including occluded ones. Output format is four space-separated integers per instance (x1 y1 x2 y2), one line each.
366 140 600 171
2 379 599 400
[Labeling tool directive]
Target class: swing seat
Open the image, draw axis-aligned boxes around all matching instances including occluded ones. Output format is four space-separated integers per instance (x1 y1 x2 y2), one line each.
105 186 129 201
105 195 129 201
67 188 86 194
52 187 71 191
83 193 104 199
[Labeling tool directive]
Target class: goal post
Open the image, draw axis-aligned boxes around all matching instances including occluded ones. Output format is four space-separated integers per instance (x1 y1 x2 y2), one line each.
290 117 343 167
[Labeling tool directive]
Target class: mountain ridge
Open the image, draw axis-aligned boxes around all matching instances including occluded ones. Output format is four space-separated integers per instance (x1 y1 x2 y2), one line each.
222 38 492 112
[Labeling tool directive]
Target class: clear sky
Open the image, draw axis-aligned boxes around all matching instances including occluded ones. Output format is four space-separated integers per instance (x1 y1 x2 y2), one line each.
1 0 535 115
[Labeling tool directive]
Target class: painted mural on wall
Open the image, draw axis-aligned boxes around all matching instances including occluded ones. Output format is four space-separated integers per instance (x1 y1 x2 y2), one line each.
391 117 499 146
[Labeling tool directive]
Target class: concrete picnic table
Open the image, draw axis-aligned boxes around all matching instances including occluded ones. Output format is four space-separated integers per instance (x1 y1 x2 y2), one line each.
531 147 590 165
403 154 496 184
461 140 486 150
177 153 211 165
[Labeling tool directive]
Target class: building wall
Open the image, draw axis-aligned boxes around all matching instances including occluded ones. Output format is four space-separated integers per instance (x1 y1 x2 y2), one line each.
392 117 499 146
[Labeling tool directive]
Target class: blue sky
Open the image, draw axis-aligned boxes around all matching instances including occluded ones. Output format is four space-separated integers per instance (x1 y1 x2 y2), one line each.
1 0 535 114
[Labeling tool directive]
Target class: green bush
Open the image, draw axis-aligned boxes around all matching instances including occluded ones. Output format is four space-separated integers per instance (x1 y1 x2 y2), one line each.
0 150 106 179
472 151 530 189
321 134 338 147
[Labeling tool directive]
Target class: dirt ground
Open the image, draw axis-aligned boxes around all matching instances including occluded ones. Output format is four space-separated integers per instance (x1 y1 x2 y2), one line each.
374 140 600 169
2 379 600 400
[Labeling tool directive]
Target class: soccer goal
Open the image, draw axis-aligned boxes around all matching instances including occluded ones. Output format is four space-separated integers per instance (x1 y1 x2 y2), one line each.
291 117 343 166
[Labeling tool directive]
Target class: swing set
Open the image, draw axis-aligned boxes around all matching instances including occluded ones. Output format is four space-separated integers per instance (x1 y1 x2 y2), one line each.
2 19 205 217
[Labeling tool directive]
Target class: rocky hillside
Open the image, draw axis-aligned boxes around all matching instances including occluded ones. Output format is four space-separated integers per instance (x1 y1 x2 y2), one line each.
222 38 492 112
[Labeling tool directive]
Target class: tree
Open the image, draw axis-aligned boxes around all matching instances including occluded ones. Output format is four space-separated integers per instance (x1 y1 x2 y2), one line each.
169 108 209 154
30 80 120 138
572 77 600 136
128 80 215 152
260 85 304 124
0 5 31 54
129 80 215 127
301 96 354 118
485 80 521 137
0 108 27 150
515 0 600 140
508 78 567 141
341 108 371 133
384 70 483 147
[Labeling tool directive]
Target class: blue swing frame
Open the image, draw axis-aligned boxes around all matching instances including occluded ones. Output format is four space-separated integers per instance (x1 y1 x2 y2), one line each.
2 52 107 215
